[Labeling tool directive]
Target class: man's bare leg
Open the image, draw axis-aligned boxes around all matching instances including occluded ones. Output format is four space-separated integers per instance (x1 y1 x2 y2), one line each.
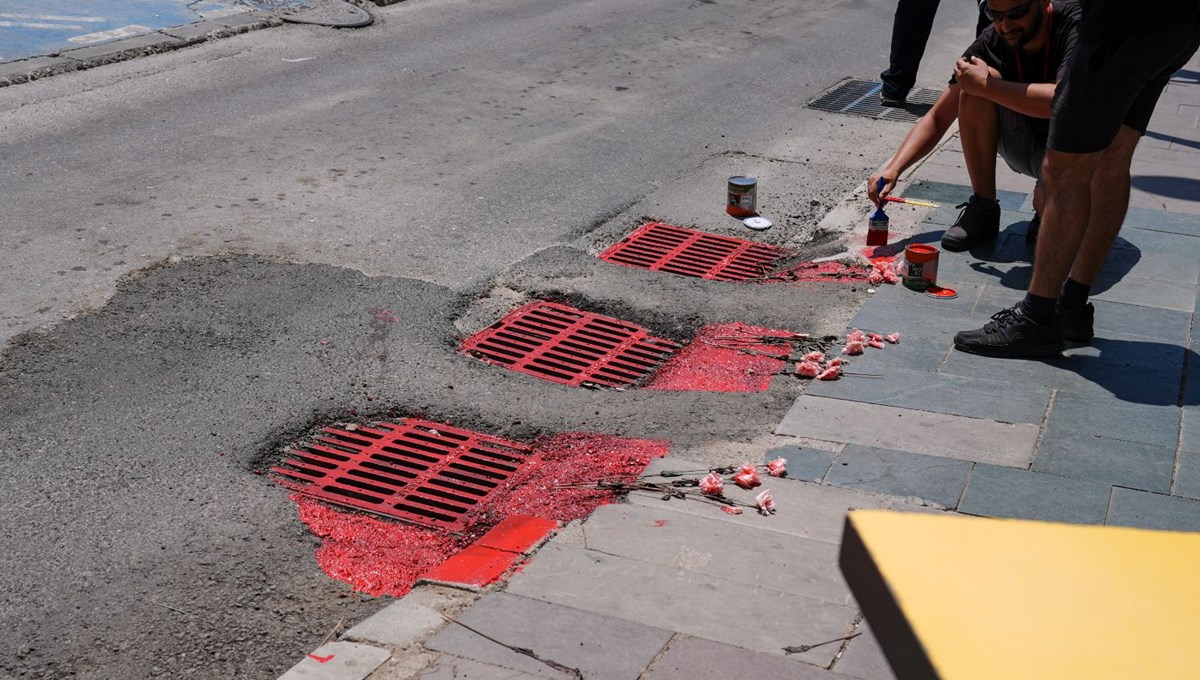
1026 147 1105 299
957 90 1000 199
1066 125 1141 287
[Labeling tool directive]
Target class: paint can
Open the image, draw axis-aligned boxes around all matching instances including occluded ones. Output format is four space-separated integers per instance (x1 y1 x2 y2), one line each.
727 176 757 217
902 244 939 290
866 178 889 246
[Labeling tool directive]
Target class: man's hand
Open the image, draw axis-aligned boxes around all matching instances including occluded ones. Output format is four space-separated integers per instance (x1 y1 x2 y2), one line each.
868 169 899 207
954 56 992 96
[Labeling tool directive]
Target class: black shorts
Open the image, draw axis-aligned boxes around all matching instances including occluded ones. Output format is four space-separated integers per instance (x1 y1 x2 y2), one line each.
1048 5 1200 154
997 108 1047 181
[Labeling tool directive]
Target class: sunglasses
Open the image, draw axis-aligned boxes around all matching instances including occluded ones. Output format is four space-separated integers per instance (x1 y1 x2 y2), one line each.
984 0 1035 22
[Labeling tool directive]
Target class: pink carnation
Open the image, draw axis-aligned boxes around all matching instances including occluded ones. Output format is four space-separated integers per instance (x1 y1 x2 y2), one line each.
882 268 899 284
826 357 845 368
842 340 864 356
755 489 776 515
867 271 884 286
868 339 885 349
818 364 842 380
721 506 743 515
847 328 866 343
699 472 724 496
885 333 901 344
795 360 821 378
869 333 883 342
803 351 826 363
733 463 761 490
766 458 787 477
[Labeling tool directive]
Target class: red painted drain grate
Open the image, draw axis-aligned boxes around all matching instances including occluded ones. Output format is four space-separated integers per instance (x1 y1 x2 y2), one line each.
599 222 790 281
273 419 538 531
459 301 680 388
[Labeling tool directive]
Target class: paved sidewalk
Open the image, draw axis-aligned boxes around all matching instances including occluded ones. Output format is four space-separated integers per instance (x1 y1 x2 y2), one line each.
279 55 1200 680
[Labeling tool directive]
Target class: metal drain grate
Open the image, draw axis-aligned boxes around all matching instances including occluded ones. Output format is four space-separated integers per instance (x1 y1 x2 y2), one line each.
599 222 788 281
459 301 680 388
807 79 941 123
273 419 538 531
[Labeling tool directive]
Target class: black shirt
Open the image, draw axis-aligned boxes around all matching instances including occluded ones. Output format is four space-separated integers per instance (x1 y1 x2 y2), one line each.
950 1 1082 130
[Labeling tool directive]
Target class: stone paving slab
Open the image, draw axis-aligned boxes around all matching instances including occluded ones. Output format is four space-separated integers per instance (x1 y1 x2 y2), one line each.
864 274 986 313
1172 446 1200 500
805 364 1050 424
160 12 274 41
641 635 849 680
1089 273 1198 312
1094 247 1200 286
1122 207 1200 236
1105 226 1200 257
417 654 542 679
344 587 457 648
502 543 858 668
638 457 938 545
940 351 1183 406
777 396 1038 468
1043 391 1181 450
824 445 972 510
1060 332 1186 372
832 333 950 374
1032 429 1175 494
580 502 853 606
1105 487 1200 532
424 592 672 679
958 464 1112 525
0 55 77 82
831 623 895 680
764 444 836 482
278 641 391 680
847 299 992 344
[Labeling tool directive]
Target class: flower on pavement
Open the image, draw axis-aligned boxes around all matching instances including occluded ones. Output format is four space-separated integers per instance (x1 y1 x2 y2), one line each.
766 458 787 477
885 332 901 344
847 328 866 343
733 463 761 490
795 360 821 378
826 357 845 368
817 364 842 380
699 472 724 496
721 506 743 515
802 351 825 363
842 340 864 356
755 489 776 515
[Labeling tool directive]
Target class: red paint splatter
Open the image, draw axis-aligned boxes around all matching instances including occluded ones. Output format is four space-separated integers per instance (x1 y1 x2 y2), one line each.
309 654 335 663
765 261 872 284
643 323 793 392
654 520 668 527
291 432 667 596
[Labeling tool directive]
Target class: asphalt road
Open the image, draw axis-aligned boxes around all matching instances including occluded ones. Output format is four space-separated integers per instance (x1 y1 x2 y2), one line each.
0 0 978 677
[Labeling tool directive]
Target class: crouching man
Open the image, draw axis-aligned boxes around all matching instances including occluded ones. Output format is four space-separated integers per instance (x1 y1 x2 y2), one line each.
870 0 1080 251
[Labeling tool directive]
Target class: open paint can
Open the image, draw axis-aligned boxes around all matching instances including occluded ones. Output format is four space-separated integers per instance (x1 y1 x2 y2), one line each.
902 244 939 291
727 176 757 217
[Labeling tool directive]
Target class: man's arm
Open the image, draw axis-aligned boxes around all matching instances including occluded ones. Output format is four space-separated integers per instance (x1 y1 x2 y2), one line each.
869 85 960 206
954 55 1056 118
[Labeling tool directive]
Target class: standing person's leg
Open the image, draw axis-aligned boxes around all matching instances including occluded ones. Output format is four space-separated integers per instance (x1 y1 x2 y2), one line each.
953 5 1200 358
880 0 942 105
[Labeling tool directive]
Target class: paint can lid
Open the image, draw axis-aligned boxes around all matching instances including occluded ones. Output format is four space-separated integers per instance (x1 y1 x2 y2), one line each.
925 286 958 299
728 176 758 187
743 216 772 230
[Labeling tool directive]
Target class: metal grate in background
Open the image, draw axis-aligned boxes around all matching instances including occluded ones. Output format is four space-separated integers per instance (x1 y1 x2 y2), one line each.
459 301 680 388
807 79 941 123
599 222 788 282
274 419 538 531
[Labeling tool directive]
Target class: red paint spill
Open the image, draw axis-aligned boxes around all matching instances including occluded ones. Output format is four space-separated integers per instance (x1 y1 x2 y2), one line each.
643 323 793 392
309 654 335 663
765 260 873 284
654 520 668 527
292 432 667 596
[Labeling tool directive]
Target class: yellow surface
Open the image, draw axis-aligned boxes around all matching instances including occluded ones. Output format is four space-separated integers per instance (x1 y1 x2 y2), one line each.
848 510 1200 679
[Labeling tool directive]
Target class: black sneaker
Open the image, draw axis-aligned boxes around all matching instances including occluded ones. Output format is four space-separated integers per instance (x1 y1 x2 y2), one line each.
953 304 1064 357
1025 212 1040 244
1057 301 1094 342
942 195 1001 251
880 91 907 108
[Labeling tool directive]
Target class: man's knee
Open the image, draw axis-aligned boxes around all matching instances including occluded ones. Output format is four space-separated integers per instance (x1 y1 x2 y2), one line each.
1041 148 1103 189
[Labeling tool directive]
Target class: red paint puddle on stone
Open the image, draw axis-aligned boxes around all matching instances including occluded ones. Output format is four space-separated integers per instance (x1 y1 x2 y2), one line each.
643 322 794 392
765 260 873 284
292 432 667 596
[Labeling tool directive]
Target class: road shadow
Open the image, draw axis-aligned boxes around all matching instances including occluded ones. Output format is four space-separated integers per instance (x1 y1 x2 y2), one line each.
964 219 1142 294
1131 175 1200 202
1037 339 1197 407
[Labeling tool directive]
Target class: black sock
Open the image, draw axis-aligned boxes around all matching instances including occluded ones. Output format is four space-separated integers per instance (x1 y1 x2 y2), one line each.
1059 278 1091 309
1019 293 1057 323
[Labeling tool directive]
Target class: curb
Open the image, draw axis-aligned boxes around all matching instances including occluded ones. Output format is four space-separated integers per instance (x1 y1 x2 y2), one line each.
0 11 282 89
